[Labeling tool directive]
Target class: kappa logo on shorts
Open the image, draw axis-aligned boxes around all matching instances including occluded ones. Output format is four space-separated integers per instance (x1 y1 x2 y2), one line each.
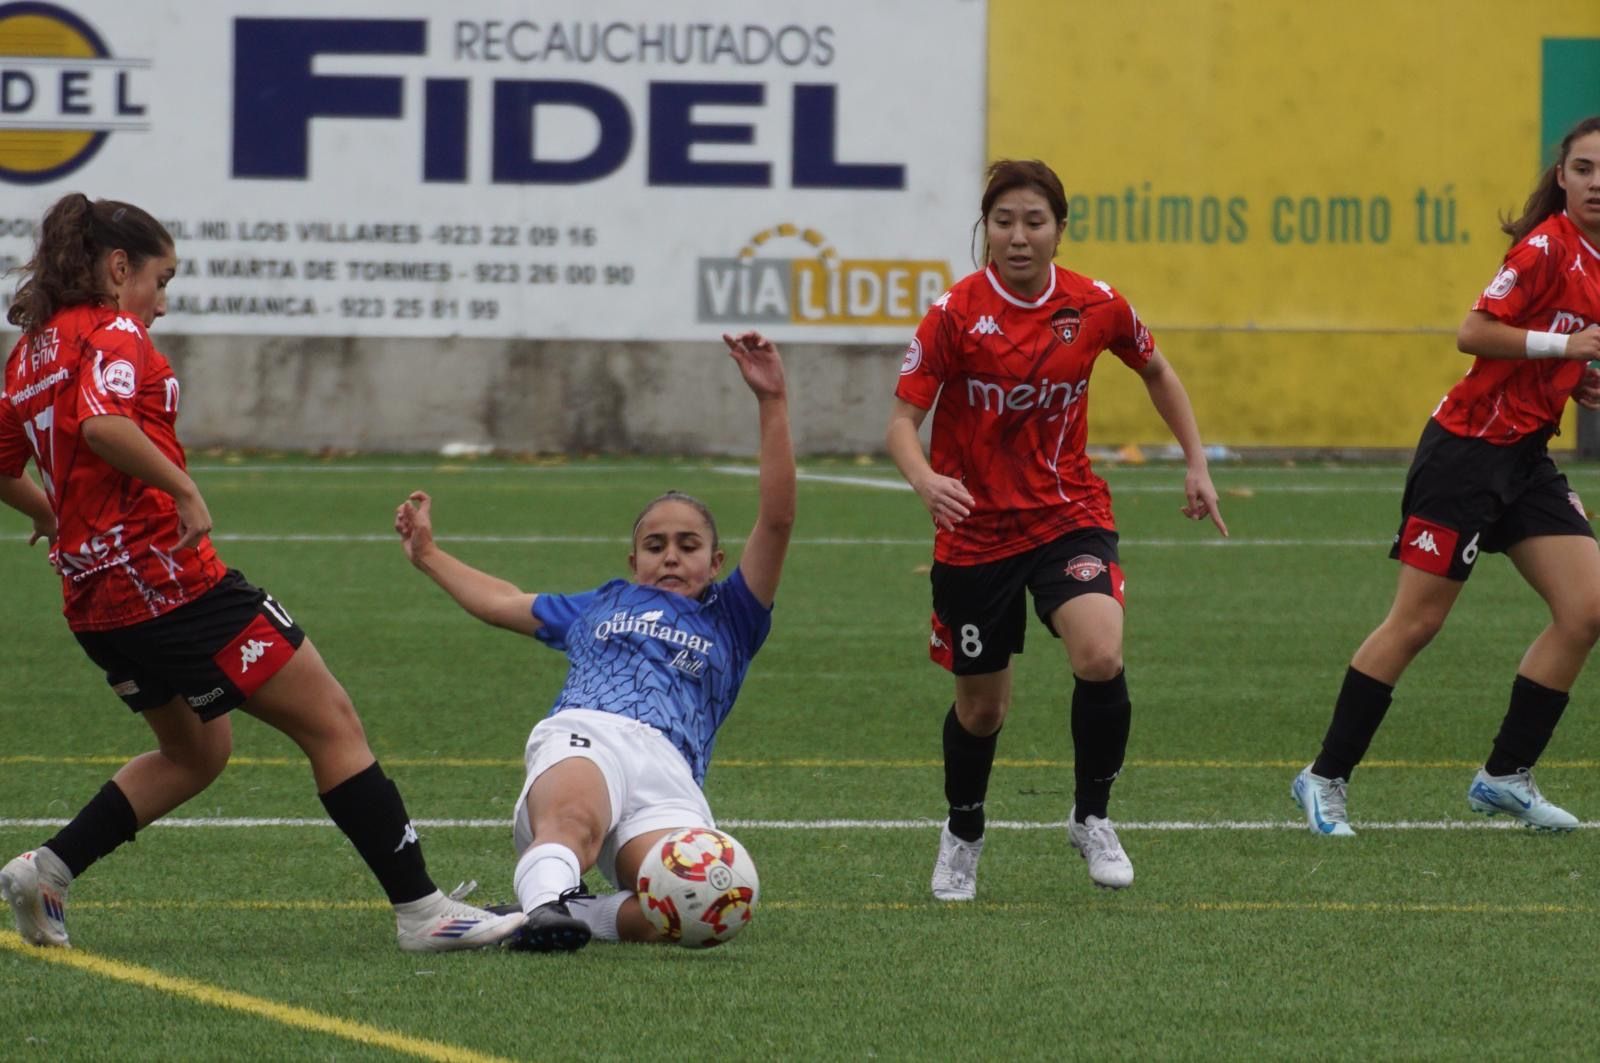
1398 516 1458 577
112 679 140 696
1065 554 1107 581
1570 491 1588 519
215 615 296 697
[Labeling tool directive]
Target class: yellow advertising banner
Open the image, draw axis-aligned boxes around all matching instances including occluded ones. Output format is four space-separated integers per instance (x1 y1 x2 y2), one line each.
988 0 1600 448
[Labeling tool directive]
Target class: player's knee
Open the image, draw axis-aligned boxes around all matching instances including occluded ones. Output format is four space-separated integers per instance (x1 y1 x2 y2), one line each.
955 698 1007 734
1388 611 1447 655
163 729 231 789
1557 598 1600 647
1071 646 1124 683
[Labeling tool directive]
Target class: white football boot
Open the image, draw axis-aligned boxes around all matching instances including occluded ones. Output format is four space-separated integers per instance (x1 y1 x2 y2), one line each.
930 823 984 901
1467 768 1579 832
1067 809 1134 890
394 889 527 952
1291 765 1356 837
0 848 73 947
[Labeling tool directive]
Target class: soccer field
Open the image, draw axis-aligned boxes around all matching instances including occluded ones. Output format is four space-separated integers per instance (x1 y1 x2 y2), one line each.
3 456 1599 1060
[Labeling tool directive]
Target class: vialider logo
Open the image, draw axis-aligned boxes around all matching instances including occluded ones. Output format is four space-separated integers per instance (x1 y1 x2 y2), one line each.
696 222 952 327
0 2 150 184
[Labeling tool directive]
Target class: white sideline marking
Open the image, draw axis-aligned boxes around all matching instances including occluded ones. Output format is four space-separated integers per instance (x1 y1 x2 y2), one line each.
0 816 1580 831
709 466 1419 495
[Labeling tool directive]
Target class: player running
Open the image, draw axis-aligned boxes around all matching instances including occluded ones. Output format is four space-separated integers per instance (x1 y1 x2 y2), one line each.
1293 116 1600 836
393 330 794 951
886 159 1228 900
0 193 522 951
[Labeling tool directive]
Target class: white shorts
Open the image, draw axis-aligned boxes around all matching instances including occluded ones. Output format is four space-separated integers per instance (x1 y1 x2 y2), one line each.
512 708 714 889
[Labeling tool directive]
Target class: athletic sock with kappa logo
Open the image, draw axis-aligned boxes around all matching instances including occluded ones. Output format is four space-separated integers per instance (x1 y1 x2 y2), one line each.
319 761 434 905
1071 671 1131 823
943 705 999 843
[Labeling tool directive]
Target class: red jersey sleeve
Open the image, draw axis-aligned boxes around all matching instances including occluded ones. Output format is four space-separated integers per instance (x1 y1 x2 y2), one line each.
74 322 148 422
1104 287 1156 371
894 290 961 410
0 381 27 479
1473 233 1563 324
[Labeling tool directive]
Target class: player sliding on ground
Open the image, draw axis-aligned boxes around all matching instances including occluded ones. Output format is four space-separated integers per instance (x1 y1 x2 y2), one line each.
393 330 795 950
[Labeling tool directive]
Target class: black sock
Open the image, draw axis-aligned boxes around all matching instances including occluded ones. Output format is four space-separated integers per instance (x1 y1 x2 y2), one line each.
1071 671 1131 823
1484 674 1569 777
319 761 435 905
1312 667 1395 781
943 705 999 842
43 781 139 879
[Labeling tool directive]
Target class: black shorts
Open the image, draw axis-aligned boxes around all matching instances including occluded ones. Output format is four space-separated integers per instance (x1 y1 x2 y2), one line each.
73 569 306 720
929 528 1123 676
1389 420 1594 581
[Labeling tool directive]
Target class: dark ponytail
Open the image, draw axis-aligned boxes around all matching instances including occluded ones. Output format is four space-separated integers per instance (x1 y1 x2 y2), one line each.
6 193 172 333
1501 115 1600 246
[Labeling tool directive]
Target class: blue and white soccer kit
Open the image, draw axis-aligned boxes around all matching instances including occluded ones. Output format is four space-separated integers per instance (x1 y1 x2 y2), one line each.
511 569 772 882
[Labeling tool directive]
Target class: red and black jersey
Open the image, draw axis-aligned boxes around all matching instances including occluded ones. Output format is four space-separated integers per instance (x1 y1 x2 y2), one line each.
0 304 224 631
1433 212 1600 443
895 263 1155 565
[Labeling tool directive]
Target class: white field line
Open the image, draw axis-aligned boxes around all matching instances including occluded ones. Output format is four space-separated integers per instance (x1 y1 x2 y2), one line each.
710 466 1419 495
0 816 1580 831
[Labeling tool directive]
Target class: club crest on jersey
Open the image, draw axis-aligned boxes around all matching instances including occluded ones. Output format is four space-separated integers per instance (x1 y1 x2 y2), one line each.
1485 267 1517 300
900 337 923 375
1050 307 1082 345
1065 554 1106 581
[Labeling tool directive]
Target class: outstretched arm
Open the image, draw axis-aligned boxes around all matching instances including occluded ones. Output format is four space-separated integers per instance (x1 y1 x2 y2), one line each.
1138 350 1228 537
0 474 56 546
395 490 542 635
724 331 795 608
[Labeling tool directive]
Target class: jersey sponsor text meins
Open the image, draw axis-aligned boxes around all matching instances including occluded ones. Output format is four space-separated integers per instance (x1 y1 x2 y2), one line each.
896 264 1155 564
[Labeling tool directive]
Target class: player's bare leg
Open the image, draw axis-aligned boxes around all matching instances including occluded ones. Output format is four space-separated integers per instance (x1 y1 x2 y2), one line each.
246 639 522 951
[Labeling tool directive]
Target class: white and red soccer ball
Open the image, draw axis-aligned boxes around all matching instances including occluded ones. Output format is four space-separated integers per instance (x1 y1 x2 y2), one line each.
636 827 759 948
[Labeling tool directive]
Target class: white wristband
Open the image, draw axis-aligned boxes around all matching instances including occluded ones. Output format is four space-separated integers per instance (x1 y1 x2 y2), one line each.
1525 330 1569 358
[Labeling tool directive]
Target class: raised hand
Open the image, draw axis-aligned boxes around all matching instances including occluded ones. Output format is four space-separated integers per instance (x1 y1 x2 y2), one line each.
723 331 787 401
394 490 436 565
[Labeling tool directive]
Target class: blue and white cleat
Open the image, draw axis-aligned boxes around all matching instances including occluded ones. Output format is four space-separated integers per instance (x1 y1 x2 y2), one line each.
1291 765 1355 837
1467 768 1578 832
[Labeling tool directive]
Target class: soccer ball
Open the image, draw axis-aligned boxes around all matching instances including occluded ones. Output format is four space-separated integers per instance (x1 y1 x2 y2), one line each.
636 827 759 948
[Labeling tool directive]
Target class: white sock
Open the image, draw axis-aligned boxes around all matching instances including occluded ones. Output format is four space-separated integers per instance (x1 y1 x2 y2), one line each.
565 891 630 942
514 843 581 911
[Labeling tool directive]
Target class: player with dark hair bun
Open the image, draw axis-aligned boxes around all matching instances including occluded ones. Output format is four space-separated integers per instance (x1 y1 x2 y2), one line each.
0 193 523 952
1293 116 1600 836
887 159 1228 900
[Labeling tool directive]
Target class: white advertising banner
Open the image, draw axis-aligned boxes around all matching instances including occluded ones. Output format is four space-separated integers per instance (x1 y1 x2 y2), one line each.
0 1 985 340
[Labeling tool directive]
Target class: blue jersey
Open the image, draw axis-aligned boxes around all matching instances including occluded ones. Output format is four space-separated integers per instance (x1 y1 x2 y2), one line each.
530 568 773 785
